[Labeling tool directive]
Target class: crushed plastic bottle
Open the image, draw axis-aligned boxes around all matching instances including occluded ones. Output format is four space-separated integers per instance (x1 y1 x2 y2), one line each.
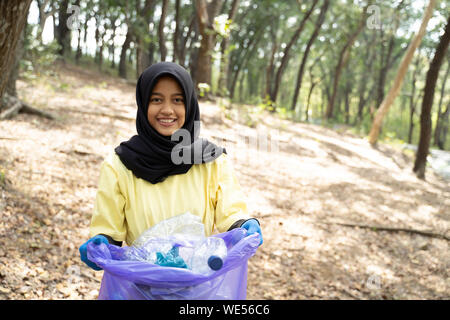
123 238 174 263
186 237 228 275
155 246 188 269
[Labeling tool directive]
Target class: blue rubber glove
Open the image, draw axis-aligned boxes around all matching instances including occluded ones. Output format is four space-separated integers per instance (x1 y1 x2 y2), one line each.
241 219 263 246
79 235 109 271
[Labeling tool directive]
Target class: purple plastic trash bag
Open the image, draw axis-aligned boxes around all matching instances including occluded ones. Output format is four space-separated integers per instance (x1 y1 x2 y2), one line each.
87 228 260 300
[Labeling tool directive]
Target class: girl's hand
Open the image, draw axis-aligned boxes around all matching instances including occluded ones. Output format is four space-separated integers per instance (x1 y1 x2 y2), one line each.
241 219 263 246
79 235 109 270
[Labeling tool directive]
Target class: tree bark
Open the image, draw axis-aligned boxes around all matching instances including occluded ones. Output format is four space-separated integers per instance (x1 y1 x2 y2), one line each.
413 15 450 179
438 102 450 149
433 60 449 148
159 0 169 61
375 0 405 108
119 29 133 79
6 25 26 98
173 0 181 63
179 13 196 68
407 55 421 144
0 0 32 106
264 19 279 102
195 0 223 88
36 0 57 43
368 0 437 145
56 0 71 57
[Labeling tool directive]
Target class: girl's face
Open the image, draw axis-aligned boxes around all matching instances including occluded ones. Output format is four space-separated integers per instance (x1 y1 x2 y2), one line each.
147 76 186 136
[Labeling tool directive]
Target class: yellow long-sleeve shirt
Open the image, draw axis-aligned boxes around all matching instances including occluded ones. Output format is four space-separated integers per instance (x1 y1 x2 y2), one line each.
89 151 250 245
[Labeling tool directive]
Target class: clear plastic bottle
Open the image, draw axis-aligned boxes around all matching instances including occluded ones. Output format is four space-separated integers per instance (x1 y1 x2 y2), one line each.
187 237 227 275
124 238 174 263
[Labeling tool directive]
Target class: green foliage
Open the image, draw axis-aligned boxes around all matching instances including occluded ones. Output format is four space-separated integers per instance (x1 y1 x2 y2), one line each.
22 26 61 78
197 83 211 98
20 0 450 150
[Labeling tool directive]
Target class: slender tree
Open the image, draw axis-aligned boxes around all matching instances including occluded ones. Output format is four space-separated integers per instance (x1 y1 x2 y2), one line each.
217 0 240 97
195 0 224 89
325 2 370 119
56 0 71 57
270 0 319 106
158 0 169 61
368 0 437 145
413 15 450 179
0 0 32 103
291 0 330 111
433 59 450 148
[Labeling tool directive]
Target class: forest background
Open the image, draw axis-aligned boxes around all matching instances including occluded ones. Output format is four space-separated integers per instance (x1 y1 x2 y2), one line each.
0 0 449 300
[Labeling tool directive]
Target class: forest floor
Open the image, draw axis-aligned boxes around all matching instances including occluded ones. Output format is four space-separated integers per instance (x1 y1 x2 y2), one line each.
0 61 449 300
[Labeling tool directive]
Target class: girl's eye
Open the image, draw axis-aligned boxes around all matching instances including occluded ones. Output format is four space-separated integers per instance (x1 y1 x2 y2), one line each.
151 98 161 103
174 98 184 103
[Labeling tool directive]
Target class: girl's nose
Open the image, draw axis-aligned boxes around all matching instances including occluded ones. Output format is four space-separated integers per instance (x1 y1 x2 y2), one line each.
160 101 174 113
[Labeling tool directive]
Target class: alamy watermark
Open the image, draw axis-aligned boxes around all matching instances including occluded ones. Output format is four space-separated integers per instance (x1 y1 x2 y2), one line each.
170 121 280 165
66 5 81 31
366 5 381 30
365 274 382 291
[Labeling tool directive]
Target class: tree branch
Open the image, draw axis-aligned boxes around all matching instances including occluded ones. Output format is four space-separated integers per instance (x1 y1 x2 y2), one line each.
320 220 449 241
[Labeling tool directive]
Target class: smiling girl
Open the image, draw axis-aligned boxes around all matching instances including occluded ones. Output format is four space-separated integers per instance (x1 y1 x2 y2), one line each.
79 62 262 271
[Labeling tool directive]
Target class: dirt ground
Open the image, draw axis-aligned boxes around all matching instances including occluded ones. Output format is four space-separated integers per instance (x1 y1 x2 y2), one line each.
0 62 448 299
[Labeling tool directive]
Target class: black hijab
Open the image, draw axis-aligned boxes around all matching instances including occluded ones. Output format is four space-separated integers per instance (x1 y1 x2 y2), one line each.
115 62 226 184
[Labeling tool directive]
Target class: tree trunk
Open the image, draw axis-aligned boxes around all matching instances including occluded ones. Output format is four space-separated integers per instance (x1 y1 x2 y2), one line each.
438 102 450 149
291 0 329 111
270 0 319 106
109 22 117 68
413 15 450 179
36 0 56 43
305 80 318 122
119 29 133 79
0 0 32 105
264 19 279 102
217 0 240 97
368 0 437 145
195 0 223 88
173 0 181 63
375 1 405 108
83 11 91 56
326 3 369 119
344 72 351 124
158 0 169 61
56 0 71 57
229 30 264 100
407 55 421 144
179 13 196 68
6 25 26 98
433 60 449 148
98 31 106 71
188 19 200 85
0 0 53 120
73 0 81 64
355 34 376 124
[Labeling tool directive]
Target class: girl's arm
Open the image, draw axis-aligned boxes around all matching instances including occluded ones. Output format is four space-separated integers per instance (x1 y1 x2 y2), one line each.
89 158 127 245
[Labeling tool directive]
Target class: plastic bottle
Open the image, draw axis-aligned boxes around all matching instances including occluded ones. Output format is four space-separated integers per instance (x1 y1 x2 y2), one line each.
187 237 227 275
124 238 174 263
